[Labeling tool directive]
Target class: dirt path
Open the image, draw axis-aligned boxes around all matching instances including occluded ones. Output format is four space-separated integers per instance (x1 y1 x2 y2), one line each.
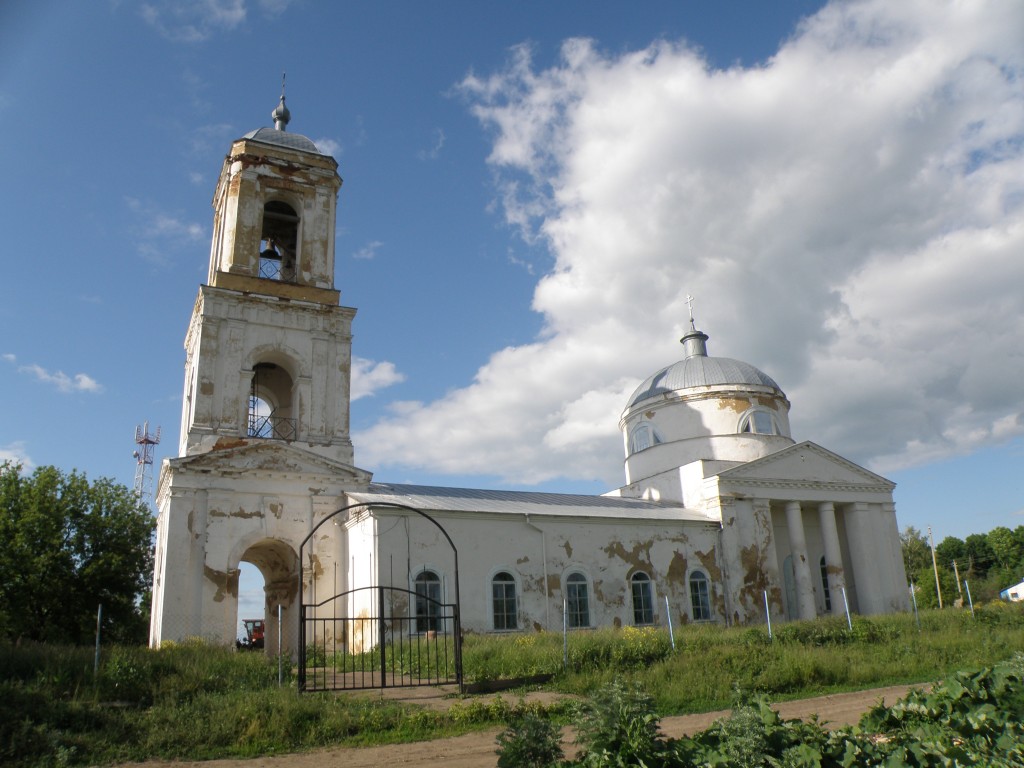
115 684 921 768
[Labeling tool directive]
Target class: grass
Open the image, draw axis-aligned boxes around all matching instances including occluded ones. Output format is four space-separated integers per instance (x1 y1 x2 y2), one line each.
4 602 1024 766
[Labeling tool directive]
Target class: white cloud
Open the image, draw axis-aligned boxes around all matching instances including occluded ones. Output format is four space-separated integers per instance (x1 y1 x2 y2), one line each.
351 358 405 401
358 0 1024 486
18 364 103 394
0 442 34 471
417 128 446 160
126 197 206 265
353 240 383 260
141 0 246 42
5 355 102 394
314 137 342 157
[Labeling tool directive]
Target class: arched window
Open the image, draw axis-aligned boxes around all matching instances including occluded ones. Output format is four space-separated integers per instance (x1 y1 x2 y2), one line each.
740 409 777 435
820 556 832 612
259 201 299 282
247 393 274 438
247 362 296 440
565 572 590 628
630 571 654 625
689 571 712 621
414 570 442 633
492 572 518 631
629 421 660 454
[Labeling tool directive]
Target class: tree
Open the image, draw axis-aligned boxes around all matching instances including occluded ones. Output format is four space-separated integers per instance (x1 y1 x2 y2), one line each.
935 536 967 570
0 462 155 644
901 527 932 575
987 526 1023 572
964 533 996 579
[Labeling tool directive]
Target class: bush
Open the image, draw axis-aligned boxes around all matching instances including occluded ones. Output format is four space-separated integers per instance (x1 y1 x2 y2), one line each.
495 711 564 768
573 680 665 767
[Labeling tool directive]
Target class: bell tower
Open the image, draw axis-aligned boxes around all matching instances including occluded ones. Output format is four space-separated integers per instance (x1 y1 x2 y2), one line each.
180 91 355 464
151 94 370 652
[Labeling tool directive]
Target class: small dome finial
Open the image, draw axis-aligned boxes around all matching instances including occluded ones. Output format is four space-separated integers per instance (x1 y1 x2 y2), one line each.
272 72 291 131
680 294 709 358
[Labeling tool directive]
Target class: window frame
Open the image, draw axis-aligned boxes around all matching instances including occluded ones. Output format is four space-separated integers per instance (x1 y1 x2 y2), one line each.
413 569 443 634
630 571 655 626
738 408 778 436
688 570 712 622
490 570 519 631
565 571 591 629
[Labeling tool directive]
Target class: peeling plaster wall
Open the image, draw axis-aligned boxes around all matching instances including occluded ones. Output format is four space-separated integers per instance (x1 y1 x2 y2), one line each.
180 288 356 464
150 449 361 651
366 511 726 633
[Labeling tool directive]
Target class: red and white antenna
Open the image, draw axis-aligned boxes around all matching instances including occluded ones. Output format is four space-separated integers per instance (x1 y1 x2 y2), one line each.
133 421 161 505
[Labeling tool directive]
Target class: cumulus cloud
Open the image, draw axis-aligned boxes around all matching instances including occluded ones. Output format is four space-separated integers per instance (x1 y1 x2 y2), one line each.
350 357 405 401
5 355 103 394
356 0 1024 486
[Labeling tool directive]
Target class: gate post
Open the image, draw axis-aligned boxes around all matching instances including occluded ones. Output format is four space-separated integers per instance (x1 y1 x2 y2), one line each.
298 603 306 691
378 586 387 688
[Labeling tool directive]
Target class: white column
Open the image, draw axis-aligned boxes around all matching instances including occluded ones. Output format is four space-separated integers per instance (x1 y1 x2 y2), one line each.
786 501 817 620
818 501 846 616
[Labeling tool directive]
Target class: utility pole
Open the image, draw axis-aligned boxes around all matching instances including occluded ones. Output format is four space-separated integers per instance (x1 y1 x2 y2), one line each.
929 526 943 609
952 560 963 598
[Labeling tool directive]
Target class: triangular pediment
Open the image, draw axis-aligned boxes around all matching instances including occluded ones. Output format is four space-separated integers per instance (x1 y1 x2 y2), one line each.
715 441 894 492
166 441 373 485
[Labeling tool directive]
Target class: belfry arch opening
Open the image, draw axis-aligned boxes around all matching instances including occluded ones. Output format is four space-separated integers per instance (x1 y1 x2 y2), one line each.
238 538 300 656
248 362 296 440
259 201 299 282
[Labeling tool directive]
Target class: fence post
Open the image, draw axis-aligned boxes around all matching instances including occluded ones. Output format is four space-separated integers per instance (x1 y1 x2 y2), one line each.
93 604 103 678
841 587 853 631
664 595 676 650
278 604 284 686
964 580 975 618
763 590 773 641
562 598 568 671
909 582 921 631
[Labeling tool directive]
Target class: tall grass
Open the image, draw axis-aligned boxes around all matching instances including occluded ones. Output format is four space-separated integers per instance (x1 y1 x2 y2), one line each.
3 602 1024 766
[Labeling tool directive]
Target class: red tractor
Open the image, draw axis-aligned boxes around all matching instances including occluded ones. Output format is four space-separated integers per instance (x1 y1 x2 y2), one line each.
237 618 265 650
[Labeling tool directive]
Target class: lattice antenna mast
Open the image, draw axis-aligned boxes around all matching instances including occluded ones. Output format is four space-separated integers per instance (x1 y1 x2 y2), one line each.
133 421 161 506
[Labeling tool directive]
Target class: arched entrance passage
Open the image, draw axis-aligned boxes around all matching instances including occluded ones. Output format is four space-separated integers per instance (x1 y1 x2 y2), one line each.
239 538 299 656
297 502 462 693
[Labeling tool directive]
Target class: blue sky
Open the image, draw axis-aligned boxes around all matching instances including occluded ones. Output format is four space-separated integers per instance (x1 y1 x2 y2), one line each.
2 1 1024 627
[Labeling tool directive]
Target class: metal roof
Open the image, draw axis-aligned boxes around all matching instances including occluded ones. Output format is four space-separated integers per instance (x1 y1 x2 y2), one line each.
241 127 322 154
346 483 710 522
628 356 782 408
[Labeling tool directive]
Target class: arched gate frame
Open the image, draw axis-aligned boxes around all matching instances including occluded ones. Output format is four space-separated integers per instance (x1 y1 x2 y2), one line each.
297 502 463 693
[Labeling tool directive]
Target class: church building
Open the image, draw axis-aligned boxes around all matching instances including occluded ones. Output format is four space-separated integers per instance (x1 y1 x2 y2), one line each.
149 100 910 656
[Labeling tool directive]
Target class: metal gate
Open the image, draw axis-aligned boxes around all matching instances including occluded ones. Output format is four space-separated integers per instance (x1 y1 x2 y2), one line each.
299 585 462 692
297 502 463 693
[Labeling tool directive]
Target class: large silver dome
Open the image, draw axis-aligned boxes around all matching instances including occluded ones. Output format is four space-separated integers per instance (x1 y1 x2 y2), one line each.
627 325 782 408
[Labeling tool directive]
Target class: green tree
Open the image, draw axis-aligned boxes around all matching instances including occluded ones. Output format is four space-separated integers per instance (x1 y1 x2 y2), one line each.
964 533 996 579
987 526 1023 571
0 462 155 644
901 527 932 575
935 535 966 570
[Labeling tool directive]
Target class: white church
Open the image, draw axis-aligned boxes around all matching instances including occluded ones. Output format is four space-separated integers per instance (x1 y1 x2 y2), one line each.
149 99 910 659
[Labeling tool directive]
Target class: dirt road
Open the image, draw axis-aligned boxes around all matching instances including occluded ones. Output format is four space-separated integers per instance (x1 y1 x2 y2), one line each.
116 684 920 768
